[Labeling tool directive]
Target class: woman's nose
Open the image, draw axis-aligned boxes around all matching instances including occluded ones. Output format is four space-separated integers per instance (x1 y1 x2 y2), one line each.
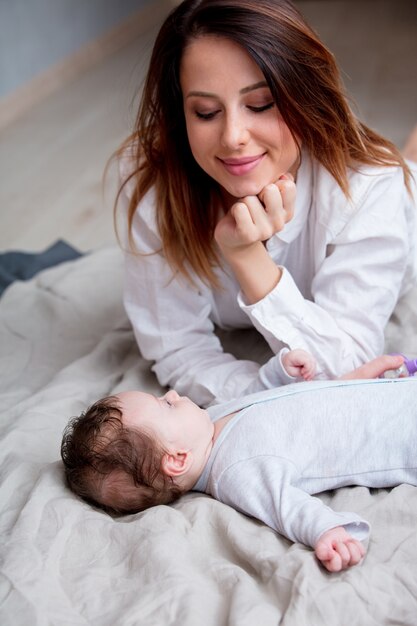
221 112 249 149
165 389 180 403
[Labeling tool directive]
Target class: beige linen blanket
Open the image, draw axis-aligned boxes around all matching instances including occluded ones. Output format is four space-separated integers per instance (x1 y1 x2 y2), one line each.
1 247 417 625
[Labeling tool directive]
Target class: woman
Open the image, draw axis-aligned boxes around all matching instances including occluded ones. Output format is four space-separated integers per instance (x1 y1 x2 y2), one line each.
115 0 417 405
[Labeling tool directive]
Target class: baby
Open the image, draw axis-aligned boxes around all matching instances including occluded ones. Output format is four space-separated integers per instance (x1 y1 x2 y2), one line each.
61 351 417 573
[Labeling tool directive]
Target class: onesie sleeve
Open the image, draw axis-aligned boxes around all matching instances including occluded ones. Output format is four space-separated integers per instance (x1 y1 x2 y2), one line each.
214 457 370 549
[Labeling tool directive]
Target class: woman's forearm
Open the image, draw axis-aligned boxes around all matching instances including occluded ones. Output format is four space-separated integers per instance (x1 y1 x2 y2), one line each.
221 241 282 304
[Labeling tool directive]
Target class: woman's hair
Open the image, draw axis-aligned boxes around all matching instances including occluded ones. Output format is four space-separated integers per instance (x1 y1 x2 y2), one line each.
115 0 411 286
61 396 183 514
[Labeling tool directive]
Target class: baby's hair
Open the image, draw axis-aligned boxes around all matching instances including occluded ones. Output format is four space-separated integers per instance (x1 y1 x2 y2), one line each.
61 396 183 514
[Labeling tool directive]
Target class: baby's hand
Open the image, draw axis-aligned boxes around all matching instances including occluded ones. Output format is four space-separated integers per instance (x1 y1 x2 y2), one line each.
282 348 316 380
315 527 366 572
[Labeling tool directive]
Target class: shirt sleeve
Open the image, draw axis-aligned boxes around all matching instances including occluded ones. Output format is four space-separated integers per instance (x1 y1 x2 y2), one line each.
122 188 293 406
238 167 413 379
214 458 370 549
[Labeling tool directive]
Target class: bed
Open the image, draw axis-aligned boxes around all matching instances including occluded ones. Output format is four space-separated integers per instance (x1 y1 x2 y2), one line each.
1 245 417 625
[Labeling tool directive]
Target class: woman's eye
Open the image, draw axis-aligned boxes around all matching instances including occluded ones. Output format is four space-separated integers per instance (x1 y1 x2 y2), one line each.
248 102 275 113
195 110 220 120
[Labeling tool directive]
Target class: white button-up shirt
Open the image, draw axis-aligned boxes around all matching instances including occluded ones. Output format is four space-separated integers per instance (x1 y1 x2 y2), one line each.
121 151 417 406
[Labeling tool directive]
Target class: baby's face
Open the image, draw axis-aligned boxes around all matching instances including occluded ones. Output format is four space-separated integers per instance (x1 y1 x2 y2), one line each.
116 389 214 454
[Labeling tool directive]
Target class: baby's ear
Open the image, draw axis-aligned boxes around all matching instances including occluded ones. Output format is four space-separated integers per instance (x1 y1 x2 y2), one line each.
161 451 191 477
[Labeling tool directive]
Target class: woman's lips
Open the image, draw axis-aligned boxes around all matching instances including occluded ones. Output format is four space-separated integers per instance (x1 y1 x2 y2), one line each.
219 154 265 176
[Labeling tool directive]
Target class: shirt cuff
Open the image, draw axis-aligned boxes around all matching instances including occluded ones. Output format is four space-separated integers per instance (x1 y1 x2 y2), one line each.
237 267 310 353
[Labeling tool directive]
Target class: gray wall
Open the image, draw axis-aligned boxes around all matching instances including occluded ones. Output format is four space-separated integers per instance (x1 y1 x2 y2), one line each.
0 0 154 98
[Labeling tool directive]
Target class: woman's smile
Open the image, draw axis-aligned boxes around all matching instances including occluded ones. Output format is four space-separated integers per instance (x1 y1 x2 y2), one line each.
218 154 266 177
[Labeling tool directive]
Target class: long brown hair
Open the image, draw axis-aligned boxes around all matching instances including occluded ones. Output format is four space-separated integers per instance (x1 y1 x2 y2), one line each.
115 0 411 287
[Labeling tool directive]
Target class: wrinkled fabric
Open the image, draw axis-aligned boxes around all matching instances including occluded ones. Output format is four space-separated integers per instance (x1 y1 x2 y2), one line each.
1 247 417 626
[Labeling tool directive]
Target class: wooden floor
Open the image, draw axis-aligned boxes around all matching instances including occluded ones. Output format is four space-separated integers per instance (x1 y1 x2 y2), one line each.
0 0 416 253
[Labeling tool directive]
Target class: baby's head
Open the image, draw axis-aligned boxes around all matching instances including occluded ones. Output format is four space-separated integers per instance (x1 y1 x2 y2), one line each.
61 390 214 514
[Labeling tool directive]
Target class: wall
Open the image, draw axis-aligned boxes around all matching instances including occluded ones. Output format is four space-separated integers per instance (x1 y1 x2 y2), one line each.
0 0 154 98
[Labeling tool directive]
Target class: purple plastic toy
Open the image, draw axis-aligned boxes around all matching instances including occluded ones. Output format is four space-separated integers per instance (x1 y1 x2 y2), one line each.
381 354 417 378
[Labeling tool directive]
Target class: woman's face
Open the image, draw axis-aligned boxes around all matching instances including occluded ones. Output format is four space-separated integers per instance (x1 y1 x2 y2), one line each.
180 35 299 201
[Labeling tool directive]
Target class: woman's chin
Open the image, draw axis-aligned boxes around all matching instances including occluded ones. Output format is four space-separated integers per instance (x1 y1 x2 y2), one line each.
222 180 267 202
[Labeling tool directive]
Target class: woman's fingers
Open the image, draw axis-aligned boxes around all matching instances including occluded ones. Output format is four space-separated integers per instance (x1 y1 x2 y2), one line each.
244 177 296 239
260 184 287 230
340 354 404 380
242 190 285 239
214 200 266 248
214 204 251 249
231 201 260 239
215 175 297 249
276 177 296 223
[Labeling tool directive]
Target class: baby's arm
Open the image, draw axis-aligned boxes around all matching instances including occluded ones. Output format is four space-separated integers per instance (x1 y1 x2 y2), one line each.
281 348 316 381
315 526 366 572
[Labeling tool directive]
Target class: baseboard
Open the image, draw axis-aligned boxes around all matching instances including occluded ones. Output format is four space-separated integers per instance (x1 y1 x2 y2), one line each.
0 0 172 131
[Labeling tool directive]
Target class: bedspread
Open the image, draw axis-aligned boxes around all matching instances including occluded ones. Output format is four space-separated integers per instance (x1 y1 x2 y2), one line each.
1 246 417 626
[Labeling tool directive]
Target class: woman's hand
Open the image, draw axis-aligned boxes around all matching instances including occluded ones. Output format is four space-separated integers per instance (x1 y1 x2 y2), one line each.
315 527 366 572
213 175 295 304
214 175 296 252
340 354 405 380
